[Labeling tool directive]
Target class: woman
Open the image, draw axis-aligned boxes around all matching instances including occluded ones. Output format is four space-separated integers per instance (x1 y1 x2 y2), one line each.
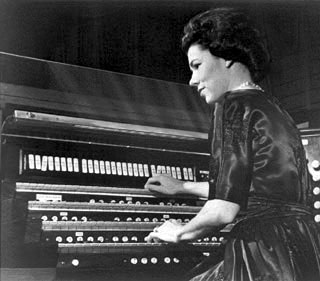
144 7 320 281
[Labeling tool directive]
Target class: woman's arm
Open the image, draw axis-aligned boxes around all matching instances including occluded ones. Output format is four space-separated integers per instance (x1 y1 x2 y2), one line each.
178 199 240 241
144 174 209 199
145 199 240 243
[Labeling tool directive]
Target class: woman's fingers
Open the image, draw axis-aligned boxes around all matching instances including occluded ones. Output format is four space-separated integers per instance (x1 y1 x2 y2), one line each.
144 220 182 243
145 231 161 243
144 175 161 191
144 174 182 196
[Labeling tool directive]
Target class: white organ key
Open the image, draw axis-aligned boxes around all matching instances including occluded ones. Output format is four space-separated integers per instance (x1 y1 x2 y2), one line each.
171 167 177 178
188 168 194 181
156 165 162 174
73 158 79 173
67 157 73 172
122 162 128 176
138 164 144 177
161 166 166 174
60 157 67 172
99 160 106 174
48 156 54 171
35 155 41 170
23 154 27 170
105 161 111 174
183 167 189 180
151 165 156 176
143 164 149 177
166 166 171 175
111 161 117 175
116 162 122 175
82 159 88 174
94 160 100 174
41 156 48 171
133 163 139 177
127 163 133 176
176 167 182 179
87 159 94 174
54 156 61 171
28 154 35 169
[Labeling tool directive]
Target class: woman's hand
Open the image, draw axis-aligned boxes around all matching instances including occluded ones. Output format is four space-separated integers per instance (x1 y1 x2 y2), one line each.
144 219 183 243
144 174 184 195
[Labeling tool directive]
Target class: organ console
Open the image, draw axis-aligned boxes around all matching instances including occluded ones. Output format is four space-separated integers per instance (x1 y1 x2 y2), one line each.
1 109 223 281
1 52 319 281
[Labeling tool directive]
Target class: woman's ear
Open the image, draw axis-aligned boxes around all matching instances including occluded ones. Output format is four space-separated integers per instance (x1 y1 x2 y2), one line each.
225 60 234 68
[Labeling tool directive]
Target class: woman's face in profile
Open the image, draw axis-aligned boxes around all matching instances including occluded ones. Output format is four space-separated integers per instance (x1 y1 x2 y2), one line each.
187 44 230 104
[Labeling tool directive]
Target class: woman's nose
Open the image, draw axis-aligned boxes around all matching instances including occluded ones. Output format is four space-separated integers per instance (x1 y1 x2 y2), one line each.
189 74 199 87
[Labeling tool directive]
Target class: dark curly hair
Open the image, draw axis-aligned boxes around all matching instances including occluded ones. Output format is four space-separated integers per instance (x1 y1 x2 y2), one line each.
181 8 271 82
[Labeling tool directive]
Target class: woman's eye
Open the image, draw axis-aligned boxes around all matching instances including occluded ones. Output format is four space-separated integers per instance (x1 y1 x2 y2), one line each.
193 63 200 69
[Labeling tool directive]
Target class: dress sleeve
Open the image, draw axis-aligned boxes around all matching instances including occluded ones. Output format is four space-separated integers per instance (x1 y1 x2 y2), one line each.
209 97 253 209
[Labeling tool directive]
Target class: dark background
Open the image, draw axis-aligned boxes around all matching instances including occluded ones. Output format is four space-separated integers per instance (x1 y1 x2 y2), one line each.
1 0 320 127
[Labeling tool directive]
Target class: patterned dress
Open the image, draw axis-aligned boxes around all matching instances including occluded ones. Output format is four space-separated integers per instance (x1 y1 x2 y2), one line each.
189 89 320 281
